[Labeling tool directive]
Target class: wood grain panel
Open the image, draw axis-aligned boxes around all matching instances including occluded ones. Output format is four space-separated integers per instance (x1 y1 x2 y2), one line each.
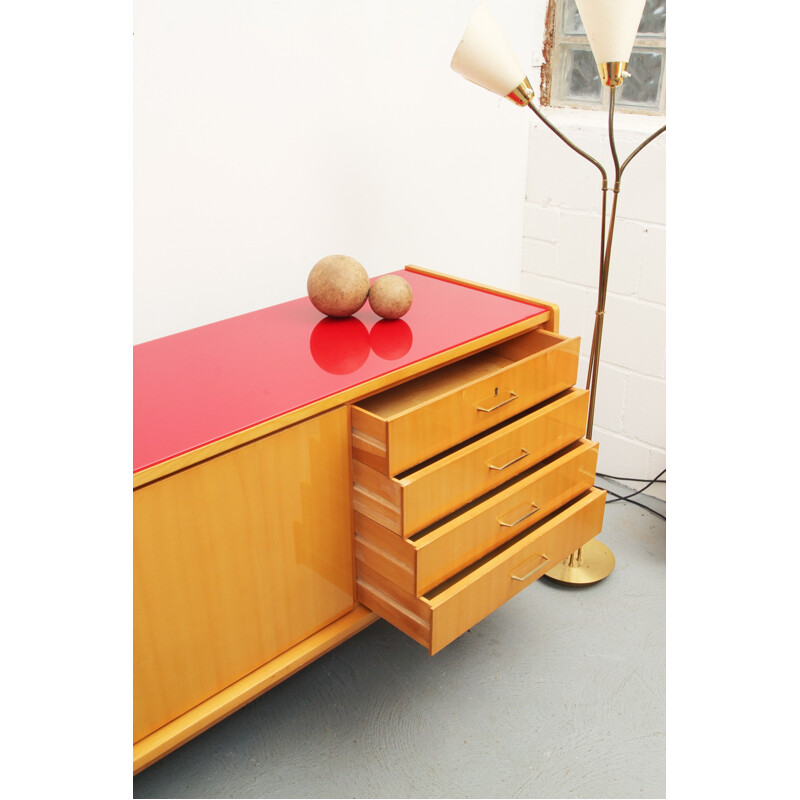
133 408 354 743
133 606 377 774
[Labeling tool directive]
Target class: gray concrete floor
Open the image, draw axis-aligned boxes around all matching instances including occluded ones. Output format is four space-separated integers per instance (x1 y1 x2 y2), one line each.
133 477 665 799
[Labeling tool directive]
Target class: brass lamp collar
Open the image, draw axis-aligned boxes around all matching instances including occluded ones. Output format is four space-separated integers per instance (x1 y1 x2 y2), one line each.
506 76 534 106
599 61 630 87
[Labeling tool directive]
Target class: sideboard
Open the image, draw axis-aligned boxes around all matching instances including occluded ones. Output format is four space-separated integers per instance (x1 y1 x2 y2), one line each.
133 266 605 773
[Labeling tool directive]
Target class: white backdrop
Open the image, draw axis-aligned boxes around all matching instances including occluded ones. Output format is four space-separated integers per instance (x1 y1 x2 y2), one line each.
134 0 536 343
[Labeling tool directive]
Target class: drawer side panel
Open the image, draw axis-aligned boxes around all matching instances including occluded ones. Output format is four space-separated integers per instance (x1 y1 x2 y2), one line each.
351 406 389 473
355 535 417 596
353 461 403 534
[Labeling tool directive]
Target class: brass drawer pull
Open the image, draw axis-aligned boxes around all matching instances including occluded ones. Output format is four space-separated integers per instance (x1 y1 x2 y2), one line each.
487 448 530 471
497 503 541 528
475 390 519 413
510 554 550 582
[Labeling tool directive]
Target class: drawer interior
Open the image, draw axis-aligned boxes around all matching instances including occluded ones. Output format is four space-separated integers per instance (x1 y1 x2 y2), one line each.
422 497 584 602
355 329 568 421
406 439 596 542
353 439 599 597
392 389 576 481
352 389 589 538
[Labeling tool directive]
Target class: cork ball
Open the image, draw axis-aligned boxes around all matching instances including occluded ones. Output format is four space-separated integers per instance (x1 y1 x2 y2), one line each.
307 255 370 318
368 275 413 320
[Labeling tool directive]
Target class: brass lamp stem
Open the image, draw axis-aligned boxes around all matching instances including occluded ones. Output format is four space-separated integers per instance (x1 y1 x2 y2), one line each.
524 84 666 585
585 90 666 440
586 86 620 440
526 99 607 183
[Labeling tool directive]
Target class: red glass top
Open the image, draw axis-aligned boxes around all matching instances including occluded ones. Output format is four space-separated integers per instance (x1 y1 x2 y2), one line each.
133 270 548 473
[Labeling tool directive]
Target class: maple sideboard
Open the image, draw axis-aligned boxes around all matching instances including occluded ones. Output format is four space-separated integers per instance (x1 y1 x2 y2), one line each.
133 266 605 773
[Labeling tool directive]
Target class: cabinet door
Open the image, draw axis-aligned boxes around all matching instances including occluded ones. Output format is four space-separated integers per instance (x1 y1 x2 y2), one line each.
133 407 354 743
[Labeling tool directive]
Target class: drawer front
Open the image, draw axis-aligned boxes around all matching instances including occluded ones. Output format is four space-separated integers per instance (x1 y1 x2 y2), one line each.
356 488 606 654
426 488 606 654
352 330 579 476
353 388 589 538
413 439 598 593
354 439 598 596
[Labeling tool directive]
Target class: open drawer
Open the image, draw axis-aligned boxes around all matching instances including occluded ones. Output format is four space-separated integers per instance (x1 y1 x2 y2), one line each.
351 329 580 476
353 388 589 538
357 487 607 655
355 439 599 596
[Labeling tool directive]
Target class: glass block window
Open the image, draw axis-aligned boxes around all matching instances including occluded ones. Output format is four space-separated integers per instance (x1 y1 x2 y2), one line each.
543 0 666 113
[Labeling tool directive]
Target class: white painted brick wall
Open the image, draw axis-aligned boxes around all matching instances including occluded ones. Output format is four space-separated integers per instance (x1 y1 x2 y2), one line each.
521 108 666 501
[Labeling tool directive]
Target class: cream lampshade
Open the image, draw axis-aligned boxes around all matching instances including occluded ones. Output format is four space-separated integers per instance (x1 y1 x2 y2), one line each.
575 0 646 86
450 2 533 105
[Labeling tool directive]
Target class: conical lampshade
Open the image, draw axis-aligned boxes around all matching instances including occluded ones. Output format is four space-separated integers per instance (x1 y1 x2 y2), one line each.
575 0 646 85
450 2 533 105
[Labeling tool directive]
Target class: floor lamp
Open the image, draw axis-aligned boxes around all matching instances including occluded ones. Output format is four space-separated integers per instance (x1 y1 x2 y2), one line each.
451 1 666 584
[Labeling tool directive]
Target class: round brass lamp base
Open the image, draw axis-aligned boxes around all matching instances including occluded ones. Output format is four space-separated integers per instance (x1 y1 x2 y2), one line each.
543 538 615 585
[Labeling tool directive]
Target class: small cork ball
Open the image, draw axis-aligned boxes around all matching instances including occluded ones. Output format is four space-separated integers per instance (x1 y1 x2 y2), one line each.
307 255 370 317
368 275 414 320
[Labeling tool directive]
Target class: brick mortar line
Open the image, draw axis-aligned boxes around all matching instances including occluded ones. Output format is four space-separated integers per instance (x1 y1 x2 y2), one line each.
520 273 666 310
577 357 666 383
593 425 666 454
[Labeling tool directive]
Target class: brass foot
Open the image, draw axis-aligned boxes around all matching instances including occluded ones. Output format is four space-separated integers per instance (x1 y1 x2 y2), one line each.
543 538 615 585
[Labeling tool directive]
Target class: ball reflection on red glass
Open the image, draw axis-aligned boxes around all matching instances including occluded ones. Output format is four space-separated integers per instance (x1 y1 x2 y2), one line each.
309 317 370 374
369 319 413 360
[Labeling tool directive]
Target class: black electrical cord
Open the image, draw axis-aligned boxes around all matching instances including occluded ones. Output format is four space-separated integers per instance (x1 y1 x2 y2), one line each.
596 469 666 521
596 471 666 484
